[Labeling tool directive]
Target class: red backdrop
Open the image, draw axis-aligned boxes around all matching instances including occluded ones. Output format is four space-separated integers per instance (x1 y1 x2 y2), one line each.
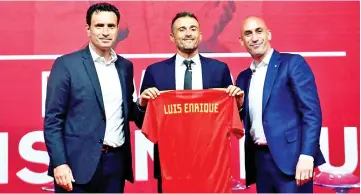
0 1 359 193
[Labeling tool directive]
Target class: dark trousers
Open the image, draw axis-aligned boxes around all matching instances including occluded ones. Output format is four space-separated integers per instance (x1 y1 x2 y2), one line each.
157 177 162 193
55 147 126 193
255 146 313 193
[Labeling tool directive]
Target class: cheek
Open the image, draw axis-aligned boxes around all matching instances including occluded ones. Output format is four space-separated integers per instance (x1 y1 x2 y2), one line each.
111 30 118 37
176 36 183 42
90 31 100 38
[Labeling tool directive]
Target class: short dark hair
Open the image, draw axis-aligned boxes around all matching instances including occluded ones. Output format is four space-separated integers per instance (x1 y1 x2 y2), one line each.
86 2 120 26
171 11 199 33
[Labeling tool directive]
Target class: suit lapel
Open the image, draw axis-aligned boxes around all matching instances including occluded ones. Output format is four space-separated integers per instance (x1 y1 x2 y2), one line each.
82 47 105 116
200 55 210 89
165 55 176 90
262 50 281 113
243 68 253 132
115 59 128 118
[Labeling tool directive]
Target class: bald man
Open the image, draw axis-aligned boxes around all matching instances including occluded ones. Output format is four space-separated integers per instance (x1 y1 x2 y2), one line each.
235 16 325 193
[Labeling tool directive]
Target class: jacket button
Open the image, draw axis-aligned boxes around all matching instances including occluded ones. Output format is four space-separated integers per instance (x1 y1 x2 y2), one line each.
102 119 105 122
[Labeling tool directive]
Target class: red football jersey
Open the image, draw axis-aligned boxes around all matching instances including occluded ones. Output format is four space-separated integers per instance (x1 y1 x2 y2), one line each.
142 89 244 193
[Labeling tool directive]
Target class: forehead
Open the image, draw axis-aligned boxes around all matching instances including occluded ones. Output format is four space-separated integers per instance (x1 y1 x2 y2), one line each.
242 18 266 32
91 11 117 24
173 16 200 28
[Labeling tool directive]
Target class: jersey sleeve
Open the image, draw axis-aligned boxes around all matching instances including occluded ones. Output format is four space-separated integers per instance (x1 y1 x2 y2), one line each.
229 98 244 139
141 99 159 143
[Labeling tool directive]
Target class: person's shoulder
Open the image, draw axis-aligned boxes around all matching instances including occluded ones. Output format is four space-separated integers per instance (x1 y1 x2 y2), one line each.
146 56 175 71
59 48 84 60
279 52 305 62
236 68 252 83
199 55 230 74
116 54 133 66
53 49 84 68
238 68 251 77
200 55 228 67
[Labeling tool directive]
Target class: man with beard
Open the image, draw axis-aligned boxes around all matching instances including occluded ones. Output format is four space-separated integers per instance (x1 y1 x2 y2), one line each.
138 12 244 193
235 16 325 193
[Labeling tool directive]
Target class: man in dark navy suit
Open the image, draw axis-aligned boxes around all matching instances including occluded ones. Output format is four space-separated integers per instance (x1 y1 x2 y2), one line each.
44 3 145 193
236 16 325 193
138 11 244 193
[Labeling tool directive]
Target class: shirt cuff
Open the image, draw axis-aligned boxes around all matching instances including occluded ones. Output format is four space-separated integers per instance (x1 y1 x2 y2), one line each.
299 154 314 162
136 98 146 112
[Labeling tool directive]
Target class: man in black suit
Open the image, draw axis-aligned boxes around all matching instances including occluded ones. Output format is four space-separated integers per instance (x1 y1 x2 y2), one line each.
138 11 244 192
44 3 145 192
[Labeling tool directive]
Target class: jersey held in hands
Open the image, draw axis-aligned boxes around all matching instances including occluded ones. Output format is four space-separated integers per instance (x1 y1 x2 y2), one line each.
142 89 244 193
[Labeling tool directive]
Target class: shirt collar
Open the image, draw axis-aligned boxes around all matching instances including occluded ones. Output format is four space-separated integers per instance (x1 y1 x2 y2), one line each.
89 44 118 64
250 48 274 71
176 53 201 66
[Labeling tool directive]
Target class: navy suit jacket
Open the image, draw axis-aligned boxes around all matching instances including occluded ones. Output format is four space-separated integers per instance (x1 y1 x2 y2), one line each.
236 50 325 186
44 47 144 184
140 54 233 179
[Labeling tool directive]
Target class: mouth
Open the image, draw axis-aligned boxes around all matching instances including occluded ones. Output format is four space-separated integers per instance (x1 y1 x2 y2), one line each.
99 39 112 42
250 44 262 49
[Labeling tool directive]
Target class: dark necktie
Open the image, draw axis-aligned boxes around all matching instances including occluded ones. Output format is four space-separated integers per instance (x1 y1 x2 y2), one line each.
183 60 193 90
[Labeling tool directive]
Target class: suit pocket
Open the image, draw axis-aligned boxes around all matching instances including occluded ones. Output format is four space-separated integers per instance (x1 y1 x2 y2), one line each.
285 129 298 143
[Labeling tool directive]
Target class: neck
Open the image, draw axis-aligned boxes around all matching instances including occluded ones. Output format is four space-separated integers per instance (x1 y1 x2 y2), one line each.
177 49 198 59
90 43 112 61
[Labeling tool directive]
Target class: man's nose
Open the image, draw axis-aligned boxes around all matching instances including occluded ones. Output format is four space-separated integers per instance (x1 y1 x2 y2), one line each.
102 27 109 36
251 33 259 42
185 29 192 36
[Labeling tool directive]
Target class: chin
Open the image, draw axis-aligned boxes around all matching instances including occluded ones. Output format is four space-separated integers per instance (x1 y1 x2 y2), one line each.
100 45 113 49
183 48 197 54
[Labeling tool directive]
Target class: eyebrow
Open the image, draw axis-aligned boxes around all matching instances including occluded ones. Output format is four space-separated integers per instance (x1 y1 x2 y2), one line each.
94 23 117 27
178 25 199 30
244 27 264 34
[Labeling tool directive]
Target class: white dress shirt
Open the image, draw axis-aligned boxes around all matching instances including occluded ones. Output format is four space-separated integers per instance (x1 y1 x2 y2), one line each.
175 53 203 90
89 45 124 147
248 49 274 145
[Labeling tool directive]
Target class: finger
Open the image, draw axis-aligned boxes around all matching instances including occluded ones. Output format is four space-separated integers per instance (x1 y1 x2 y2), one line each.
66 181 73 191
148 89 158 99
229 86 236 96
226 85 232 93
232 88 240 96
70 173 75 182
64 172 71 185
145 90 155 99
54 177 61 185
236 90 244 96
153 87 161 95
64 172 72 191
60 175 68 186
304 169 310 181
57 176 64 186
295 169 301 186
141 92 151 99
306 169 313 182
63 184 71 191
302 170 310 185
300 171 305 186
